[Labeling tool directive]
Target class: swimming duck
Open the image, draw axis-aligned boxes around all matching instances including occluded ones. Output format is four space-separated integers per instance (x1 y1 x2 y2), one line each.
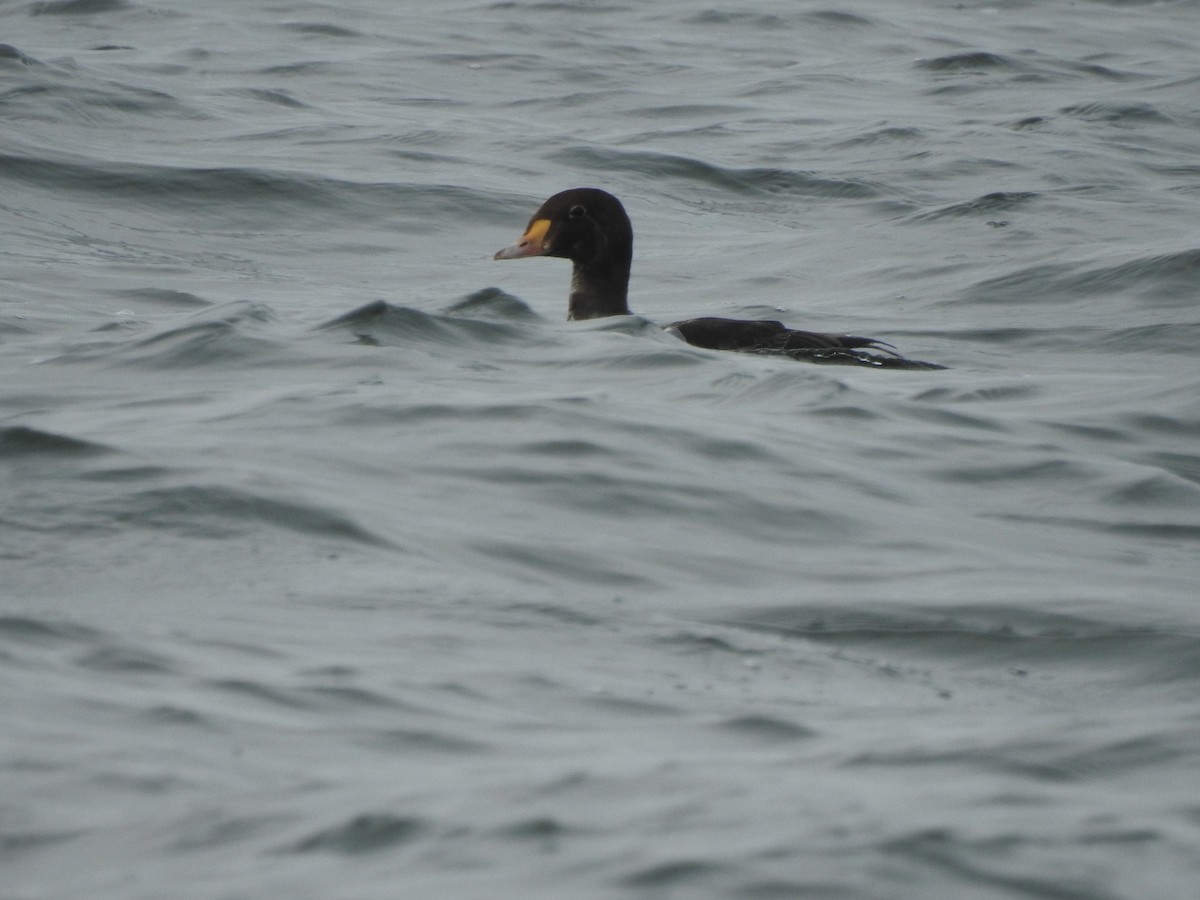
495 187 941 369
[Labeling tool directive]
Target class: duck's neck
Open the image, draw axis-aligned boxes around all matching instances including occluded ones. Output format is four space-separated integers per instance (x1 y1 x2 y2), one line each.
567 258 632 321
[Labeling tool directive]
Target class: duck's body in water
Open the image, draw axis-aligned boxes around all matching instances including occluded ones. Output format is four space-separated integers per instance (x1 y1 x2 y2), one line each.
495 187 943 370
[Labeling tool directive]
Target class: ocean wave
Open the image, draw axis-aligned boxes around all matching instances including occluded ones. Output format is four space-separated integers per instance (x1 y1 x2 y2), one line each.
0 43 37 65
283 813 426 855
722 603 1200 680
112 483 398 547
319 297 537 348
907 191 1038 222
1060 100 1175 125
46 301 281 368
551 145 885 200
28 0 130 15
962 247 1200 307
0 425 111 459
0 148 500 232
917 51 1026 74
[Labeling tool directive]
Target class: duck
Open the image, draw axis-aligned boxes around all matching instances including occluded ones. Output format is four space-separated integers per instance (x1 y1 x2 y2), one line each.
494 187 942 369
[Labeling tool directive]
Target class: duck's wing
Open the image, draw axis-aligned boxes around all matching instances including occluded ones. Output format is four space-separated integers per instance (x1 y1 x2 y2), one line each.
666 317 943 370
667 316 896 352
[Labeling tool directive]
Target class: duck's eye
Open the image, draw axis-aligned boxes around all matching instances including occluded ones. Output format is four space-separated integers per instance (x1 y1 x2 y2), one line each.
568 204 587 219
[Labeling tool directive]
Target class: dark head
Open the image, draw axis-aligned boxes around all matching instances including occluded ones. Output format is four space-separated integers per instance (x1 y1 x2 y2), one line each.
494 187 633 320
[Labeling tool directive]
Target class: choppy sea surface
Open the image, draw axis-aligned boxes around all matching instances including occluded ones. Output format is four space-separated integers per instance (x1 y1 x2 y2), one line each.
4 1 1200 897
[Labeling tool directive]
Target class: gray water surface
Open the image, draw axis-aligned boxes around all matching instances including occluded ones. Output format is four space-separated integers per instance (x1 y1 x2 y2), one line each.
4 1 1200 897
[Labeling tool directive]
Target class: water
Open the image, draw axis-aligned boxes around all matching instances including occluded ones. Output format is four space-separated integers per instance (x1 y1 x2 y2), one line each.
4 0 1200 897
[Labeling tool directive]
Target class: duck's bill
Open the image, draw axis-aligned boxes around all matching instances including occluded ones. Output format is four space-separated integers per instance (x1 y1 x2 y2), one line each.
494 217 551 259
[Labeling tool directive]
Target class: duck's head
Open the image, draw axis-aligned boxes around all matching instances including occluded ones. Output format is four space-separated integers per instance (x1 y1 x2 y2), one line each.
494 188 633 320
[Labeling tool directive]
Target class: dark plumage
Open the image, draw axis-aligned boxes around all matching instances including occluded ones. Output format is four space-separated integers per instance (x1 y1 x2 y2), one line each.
494 187 941 369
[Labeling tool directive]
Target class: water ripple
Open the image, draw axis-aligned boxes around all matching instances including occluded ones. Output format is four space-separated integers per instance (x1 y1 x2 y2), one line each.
552 145 884 199
285 813 427 855
963 247 1200 307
